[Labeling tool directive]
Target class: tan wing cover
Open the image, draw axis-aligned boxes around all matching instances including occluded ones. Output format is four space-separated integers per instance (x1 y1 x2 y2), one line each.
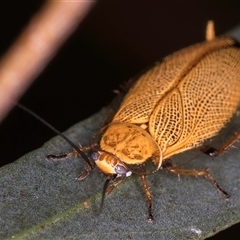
112 37 240 158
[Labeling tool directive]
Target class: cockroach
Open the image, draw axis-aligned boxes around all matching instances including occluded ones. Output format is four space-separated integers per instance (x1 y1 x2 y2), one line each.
17 21 240 221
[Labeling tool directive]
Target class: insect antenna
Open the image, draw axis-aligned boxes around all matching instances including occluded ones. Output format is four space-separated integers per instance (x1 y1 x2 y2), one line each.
173 151 204 168
16 102 94 169
98 175 115 215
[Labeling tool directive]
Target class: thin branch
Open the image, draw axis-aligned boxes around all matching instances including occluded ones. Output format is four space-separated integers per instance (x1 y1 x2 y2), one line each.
0 0 96 122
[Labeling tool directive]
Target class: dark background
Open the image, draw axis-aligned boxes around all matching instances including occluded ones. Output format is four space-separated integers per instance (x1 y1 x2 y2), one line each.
0 1 240 239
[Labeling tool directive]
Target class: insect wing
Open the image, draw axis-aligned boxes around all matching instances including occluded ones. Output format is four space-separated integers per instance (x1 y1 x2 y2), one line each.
113 36 240 159
151 42 240 158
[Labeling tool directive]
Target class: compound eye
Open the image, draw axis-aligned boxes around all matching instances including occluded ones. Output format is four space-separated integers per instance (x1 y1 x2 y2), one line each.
91 151 100 161
115 164 132 177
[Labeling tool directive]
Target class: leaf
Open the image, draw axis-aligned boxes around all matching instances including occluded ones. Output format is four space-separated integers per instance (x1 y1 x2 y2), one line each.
1 108 240 240
1 25 240 240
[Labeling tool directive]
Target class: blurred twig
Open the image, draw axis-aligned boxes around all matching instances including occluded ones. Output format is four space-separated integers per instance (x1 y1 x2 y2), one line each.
0 0 96 122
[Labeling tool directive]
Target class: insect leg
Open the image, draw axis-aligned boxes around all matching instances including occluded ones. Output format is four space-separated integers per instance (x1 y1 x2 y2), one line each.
161 158 174 169
46 151 77 160
140 173 154 222
106 175 126 195
46 149 93 180
47 145 96 180
167 167 230 199
76 164 93 180
206 20 215 41
203 129 240 157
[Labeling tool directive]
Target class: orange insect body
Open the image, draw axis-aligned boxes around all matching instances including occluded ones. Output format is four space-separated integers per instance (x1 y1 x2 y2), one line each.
45 22 240 221
96 26 240 176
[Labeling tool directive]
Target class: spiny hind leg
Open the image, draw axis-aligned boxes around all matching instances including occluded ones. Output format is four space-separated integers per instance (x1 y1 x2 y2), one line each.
203 129 240 157
141 173 154 222
106 172 154 221
166 166 229 199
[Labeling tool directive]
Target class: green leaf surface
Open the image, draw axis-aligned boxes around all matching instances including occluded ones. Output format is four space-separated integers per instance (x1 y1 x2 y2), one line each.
1 24 240 240
1 108 240 240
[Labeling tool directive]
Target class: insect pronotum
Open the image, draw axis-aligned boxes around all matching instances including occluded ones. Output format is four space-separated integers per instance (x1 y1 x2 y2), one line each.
18 21 240 221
